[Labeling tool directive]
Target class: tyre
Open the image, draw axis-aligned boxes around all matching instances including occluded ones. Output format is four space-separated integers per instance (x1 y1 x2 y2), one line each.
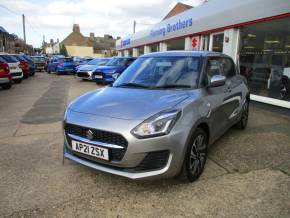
178 127 208 182
280 79 290 100
236 100 249 129
1 82 12 90
13 79 22 84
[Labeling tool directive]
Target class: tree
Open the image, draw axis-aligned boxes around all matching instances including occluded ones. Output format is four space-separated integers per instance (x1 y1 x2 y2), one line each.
60 44 68 56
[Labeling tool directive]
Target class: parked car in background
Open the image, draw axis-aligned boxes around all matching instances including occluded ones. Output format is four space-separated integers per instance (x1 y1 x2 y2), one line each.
63 51 249 182
20 55 35 76
31 56 46 72
0 54 23 83
0 57 12 90
11 55 30 79
76 58 111 80
47 57 59 73
56 57 76 75
73 56 93 67
92 57 136 84
47 57 75 74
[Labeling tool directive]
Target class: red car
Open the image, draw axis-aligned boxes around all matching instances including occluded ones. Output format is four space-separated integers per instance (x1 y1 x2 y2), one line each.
11 55 30 79
0 57 12 90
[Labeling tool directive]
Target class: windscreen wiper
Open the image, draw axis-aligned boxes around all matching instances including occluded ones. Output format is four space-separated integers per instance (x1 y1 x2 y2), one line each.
154 84 192 89
114 83 150 88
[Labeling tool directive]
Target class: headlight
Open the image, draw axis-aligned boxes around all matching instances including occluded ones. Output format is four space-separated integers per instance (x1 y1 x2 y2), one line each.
131 110 181 138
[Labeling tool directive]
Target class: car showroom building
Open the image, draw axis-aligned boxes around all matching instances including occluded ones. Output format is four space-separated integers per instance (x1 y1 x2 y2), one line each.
116 0 290 109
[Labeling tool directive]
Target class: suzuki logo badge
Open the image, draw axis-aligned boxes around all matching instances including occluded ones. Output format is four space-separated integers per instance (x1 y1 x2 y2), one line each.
86 129 94 140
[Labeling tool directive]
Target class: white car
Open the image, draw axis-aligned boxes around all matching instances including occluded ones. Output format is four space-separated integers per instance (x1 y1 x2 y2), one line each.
0 54 23 83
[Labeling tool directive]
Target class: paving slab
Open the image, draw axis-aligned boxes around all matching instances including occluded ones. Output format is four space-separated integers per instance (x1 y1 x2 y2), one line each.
15 122 62 136
4 169 290 218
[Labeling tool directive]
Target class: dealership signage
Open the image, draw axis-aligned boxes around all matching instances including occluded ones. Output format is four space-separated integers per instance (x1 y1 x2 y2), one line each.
121 38 130 47
191 36 199 50
150 18 193 38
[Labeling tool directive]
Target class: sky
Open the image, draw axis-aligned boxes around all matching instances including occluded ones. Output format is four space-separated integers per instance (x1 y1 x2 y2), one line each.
0 0 205 48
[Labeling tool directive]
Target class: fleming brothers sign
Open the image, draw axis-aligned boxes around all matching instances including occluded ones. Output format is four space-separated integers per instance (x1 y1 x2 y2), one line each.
121 38 131 47
150 18 193 37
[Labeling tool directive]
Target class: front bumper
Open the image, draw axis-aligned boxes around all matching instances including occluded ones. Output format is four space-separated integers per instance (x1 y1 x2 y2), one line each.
0 77 11 84
10 71 23 79
93 72 114 83
76 71 92 80
63 110 190 179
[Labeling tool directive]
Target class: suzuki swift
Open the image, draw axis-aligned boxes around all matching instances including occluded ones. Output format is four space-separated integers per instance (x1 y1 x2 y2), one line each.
63 51 249 182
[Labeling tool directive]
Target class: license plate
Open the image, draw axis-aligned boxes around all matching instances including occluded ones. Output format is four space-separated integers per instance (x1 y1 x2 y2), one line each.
71 140 109 160
95 75 103 79
65 68 73 71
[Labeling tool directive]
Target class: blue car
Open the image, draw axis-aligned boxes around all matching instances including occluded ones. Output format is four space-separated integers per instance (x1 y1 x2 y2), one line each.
47 57 76 74
92 57 136 84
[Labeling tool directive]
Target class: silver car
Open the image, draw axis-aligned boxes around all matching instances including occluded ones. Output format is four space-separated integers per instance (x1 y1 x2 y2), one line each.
63 51 249 182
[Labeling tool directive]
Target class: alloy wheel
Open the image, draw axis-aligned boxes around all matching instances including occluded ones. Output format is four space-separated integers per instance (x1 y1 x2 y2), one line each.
280 84 287 100
189 134 207 176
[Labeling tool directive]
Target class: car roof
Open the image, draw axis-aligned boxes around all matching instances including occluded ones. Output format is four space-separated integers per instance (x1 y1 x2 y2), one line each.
114 57 136 60
140 51 231 58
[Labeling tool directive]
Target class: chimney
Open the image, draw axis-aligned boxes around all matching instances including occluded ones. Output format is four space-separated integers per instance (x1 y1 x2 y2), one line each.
73 24 80 33
104 34 112 39
50 39 54 45
90 32 95 39
57 38 59 43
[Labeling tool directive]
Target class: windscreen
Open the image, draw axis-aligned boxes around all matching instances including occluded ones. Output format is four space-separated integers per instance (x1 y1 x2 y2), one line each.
1 55 18 63
87 58 110 66
32 56 45 62
106 58 127 66
113 56 201 89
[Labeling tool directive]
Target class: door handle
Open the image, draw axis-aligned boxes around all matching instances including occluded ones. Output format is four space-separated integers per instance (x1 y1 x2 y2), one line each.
224 86 232 93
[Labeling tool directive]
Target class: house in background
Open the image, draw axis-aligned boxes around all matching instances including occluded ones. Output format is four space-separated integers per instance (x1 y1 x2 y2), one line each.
163 2 193 20
43 38 60 55
0 26 33 54
61 24 117 57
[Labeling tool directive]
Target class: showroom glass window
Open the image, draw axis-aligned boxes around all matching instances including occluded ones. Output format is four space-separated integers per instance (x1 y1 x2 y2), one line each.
239 17 290 101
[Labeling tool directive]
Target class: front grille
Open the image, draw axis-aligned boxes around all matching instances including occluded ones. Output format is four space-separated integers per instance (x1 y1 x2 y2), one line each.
77 72 89 78
65 123 127 161
94 71 103 75
11 72 22 77
134 150 170 171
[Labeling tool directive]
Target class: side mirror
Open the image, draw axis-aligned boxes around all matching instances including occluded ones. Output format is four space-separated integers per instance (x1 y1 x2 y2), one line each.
112 73 120 81
208 75 226 87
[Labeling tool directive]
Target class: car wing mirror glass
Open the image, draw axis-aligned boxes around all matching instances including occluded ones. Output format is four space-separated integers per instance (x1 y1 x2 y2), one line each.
208 75 226 87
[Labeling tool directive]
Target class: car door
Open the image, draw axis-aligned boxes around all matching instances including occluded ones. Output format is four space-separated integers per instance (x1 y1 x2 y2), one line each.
203 56 228 140
220 57 242 126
